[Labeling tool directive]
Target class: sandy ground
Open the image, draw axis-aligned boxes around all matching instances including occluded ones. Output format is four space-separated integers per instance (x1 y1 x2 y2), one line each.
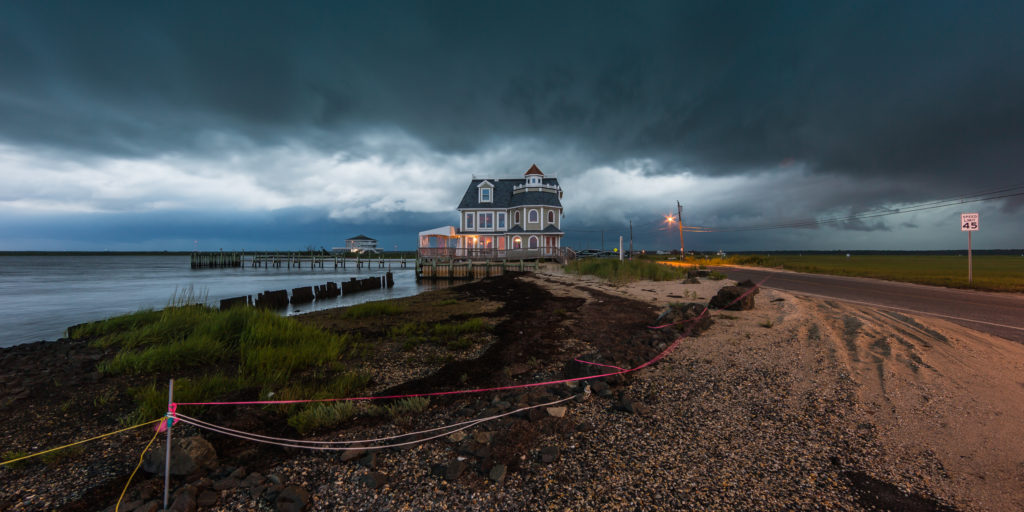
531 266 1024 511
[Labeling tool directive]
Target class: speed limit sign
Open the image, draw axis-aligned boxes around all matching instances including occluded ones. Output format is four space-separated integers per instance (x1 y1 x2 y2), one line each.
961 213 979 231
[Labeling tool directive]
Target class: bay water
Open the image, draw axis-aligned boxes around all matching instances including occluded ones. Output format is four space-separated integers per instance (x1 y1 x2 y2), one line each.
0 254 433 348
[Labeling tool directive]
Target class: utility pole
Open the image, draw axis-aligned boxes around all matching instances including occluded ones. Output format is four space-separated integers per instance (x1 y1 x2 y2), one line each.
629 219 633 260
676 200 685 258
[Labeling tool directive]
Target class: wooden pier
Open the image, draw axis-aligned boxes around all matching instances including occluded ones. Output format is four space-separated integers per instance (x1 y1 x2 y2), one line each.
191 251 411 270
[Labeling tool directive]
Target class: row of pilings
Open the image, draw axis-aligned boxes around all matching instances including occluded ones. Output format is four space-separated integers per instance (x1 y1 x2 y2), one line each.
218 272 395 310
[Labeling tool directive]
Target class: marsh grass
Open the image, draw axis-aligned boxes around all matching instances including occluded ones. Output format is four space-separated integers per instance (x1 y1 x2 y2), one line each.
565 259 690 283
388 318 490 351
77 301 368 429
1 450 31 470
342 301 407 318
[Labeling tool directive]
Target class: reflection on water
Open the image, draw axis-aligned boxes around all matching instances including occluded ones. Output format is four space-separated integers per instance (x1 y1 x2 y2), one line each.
0 255 437 347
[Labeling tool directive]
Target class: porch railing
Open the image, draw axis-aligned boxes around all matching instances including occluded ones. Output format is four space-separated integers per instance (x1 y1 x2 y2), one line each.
417 247 575 263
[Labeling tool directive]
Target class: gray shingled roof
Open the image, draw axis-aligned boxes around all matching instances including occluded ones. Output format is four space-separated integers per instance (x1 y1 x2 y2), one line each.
457 178 562 209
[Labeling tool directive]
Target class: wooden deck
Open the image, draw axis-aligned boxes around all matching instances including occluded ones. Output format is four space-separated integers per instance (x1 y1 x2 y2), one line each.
414 247 572 280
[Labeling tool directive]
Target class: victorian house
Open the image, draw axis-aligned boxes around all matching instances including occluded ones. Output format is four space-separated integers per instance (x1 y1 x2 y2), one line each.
419 164 565 258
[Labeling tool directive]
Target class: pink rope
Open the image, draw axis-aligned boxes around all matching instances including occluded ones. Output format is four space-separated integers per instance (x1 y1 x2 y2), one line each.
573 359 625 371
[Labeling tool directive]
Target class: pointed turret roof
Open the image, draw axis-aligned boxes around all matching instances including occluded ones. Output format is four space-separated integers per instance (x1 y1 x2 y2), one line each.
524 164 544 176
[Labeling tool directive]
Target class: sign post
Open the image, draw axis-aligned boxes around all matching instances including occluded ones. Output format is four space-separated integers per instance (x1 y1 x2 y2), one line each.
961 213 979 284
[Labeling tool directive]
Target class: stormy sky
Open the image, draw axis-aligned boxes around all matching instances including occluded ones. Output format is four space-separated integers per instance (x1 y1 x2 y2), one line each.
1 1 1021 251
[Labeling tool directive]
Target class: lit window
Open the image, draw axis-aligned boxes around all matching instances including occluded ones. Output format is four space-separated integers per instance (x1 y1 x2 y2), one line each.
480 213 493 229
547 211 554 224
512 236 522 249
515 211 521 224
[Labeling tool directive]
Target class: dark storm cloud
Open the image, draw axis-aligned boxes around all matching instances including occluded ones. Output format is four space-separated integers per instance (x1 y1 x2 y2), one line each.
2 1 1022 188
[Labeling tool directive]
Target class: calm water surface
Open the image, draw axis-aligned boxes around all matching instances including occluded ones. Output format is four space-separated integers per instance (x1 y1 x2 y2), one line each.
0 255 436 347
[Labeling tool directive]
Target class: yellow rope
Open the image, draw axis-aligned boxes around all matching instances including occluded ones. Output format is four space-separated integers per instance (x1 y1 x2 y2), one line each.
115 427 162 512
0 418 162 467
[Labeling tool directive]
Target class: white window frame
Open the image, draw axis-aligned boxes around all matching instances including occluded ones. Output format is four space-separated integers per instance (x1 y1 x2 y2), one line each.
528 235 539 249
479 188 492 203
528 209 539 224
479 212 493 231
547 210 555 224
512 236 522 249
514 210 521 225
465 212 474 230
497 212 506 230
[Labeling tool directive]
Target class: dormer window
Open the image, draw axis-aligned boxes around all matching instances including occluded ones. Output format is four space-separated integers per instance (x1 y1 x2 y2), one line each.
528 177 540 186
480 188 491 202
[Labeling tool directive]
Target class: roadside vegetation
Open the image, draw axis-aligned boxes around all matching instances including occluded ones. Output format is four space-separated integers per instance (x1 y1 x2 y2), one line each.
565 258 691 283
700 254 1024 292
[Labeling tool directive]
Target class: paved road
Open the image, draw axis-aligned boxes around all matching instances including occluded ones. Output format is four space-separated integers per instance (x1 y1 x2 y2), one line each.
712 266 1024 344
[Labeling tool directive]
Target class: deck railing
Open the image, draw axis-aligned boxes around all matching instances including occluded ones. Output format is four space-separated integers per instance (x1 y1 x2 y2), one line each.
417 247 575 264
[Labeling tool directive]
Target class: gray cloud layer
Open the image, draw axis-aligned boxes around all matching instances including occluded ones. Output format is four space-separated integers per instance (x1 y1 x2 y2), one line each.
1 1 1021 250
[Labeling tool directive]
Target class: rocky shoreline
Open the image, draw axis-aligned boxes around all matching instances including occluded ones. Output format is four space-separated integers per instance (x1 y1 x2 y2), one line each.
3 269 1015 510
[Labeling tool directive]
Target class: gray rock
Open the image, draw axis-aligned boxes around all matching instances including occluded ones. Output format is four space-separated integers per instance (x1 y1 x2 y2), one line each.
275 485 309 512
212 477 240 491
358 452 377 468
360 471 389 489
472 431 494 445
168 492 196 512
539 446 560 464
446 460 469 480
229 466 247 479
473 444 492 458
615 397 650 415
119 500 142 511
142 436 217 476
239 472 266 488
196 490 218 507
488 464 507 483
132 501 158 512
340 447 367 461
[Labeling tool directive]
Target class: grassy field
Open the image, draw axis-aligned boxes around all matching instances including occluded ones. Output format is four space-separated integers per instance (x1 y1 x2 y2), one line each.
691 254 1024 293
565 258 726 283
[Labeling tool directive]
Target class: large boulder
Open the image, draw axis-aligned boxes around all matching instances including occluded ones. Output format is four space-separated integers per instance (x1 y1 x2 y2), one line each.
709 286 756 311
143 435 218 476
655 302 713 335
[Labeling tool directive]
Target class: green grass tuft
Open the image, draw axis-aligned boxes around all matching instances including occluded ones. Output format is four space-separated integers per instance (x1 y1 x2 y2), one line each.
564 259 690 283
287 401 356 435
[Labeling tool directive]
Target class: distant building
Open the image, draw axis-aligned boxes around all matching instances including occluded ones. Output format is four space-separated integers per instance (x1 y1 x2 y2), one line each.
344 234 378 253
